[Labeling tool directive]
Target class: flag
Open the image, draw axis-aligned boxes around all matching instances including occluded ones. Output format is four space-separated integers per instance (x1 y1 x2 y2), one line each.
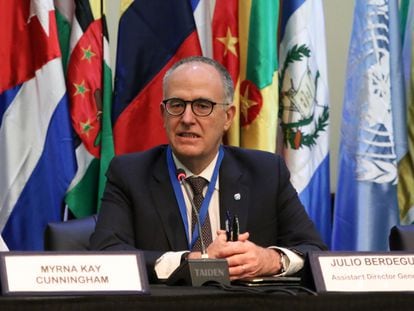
238 0 279 151
113 0 201 154
55 0 115 218
278 0 331 245
398 0 414 225
54 1 73 71
400 0 410 38
332 0 404 251
0 0 76 250
193 0 241 146
193 0 279 151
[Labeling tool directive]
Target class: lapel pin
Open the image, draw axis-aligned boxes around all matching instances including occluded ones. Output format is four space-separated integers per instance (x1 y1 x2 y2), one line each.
234 193 241 201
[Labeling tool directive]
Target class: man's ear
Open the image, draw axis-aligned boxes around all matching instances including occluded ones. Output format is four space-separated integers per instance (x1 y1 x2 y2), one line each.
224 105 236 131
160 101 166 112
160 102 167 127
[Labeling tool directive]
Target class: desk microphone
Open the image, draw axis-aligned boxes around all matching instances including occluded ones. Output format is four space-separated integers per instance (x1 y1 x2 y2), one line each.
166 169 229 287
176 169 208 258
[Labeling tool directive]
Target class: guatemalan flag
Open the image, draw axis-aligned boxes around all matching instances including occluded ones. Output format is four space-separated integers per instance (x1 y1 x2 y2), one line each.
278 0 332 246
332 0 404 251
0 1 76 250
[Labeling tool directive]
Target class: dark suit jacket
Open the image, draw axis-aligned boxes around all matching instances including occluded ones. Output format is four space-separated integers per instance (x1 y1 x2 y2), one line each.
90 145 327 282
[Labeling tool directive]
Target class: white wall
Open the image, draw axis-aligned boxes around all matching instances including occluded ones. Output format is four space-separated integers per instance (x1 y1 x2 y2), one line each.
323 0 354 191
106 0 120 71
104 0 355 192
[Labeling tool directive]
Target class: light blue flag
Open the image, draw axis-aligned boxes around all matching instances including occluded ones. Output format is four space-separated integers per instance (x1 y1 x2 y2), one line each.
279 0 331 246
332 0 404 251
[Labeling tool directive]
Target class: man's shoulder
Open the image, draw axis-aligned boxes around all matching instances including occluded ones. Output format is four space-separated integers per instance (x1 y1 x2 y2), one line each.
223 145 282 163
221 146 288 183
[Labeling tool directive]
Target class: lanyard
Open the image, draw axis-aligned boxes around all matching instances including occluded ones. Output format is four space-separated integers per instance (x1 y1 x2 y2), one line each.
167 145 224 249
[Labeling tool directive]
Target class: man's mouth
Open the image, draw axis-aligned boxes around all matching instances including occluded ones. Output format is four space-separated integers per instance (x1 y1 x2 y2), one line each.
178 132 200 138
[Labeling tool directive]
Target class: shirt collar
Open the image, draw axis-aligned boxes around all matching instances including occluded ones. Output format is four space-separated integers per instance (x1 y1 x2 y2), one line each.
172 152 219 189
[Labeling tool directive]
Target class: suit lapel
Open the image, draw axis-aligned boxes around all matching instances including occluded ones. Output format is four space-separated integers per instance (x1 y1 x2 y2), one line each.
150 150 189 250
219 151 250 233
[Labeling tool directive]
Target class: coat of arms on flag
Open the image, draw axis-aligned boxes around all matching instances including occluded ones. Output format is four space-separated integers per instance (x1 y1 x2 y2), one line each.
279 43 329 150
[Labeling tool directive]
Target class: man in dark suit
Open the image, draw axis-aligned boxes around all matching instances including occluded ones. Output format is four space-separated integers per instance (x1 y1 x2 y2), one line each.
90 56 327 283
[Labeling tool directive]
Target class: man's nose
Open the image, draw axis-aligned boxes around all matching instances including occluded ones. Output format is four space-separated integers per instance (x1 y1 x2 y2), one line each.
180 103 196 122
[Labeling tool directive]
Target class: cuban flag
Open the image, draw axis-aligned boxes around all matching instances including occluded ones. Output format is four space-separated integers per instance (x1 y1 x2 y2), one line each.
279 0 332 246
0 0 76 250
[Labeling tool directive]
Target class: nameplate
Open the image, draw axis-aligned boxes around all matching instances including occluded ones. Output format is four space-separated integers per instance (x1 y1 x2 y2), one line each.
308 252 414 292
0 252 150 296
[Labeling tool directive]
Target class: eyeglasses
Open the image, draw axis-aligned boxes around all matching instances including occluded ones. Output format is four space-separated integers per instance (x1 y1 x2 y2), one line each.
162 98 229 117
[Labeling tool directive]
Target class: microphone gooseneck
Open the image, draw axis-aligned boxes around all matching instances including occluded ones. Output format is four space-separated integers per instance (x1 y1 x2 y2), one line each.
176 169 208 258
167 167 230 286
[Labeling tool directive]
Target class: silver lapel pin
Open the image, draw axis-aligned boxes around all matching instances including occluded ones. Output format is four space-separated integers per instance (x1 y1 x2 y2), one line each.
234 193 241 201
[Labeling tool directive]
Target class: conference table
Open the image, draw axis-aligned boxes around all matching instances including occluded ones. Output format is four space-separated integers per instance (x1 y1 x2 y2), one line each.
1 284 413 310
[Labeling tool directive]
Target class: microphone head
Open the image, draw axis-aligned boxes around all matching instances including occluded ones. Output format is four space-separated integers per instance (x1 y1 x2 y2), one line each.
176 168 186 181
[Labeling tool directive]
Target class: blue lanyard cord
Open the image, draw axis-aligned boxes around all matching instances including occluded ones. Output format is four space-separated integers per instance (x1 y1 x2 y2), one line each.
166 146 224 249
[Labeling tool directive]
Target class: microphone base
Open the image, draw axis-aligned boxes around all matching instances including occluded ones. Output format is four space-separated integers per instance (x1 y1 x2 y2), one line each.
166 258 230 286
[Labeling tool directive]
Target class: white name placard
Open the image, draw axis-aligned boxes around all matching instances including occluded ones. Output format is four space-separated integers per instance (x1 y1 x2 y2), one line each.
309 252 414 292
0 252 149 295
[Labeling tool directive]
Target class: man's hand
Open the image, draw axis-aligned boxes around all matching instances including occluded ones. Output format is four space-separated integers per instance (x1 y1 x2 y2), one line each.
186 230 229 260
198 230 283 280
224 240 282 280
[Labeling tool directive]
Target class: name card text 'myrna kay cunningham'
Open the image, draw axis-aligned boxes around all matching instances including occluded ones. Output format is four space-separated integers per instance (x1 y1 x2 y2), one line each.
308 252 414 292
0 252 149 295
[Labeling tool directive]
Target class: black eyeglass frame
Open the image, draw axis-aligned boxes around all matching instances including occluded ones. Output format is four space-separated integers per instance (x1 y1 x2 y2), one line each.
162 98 229 117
